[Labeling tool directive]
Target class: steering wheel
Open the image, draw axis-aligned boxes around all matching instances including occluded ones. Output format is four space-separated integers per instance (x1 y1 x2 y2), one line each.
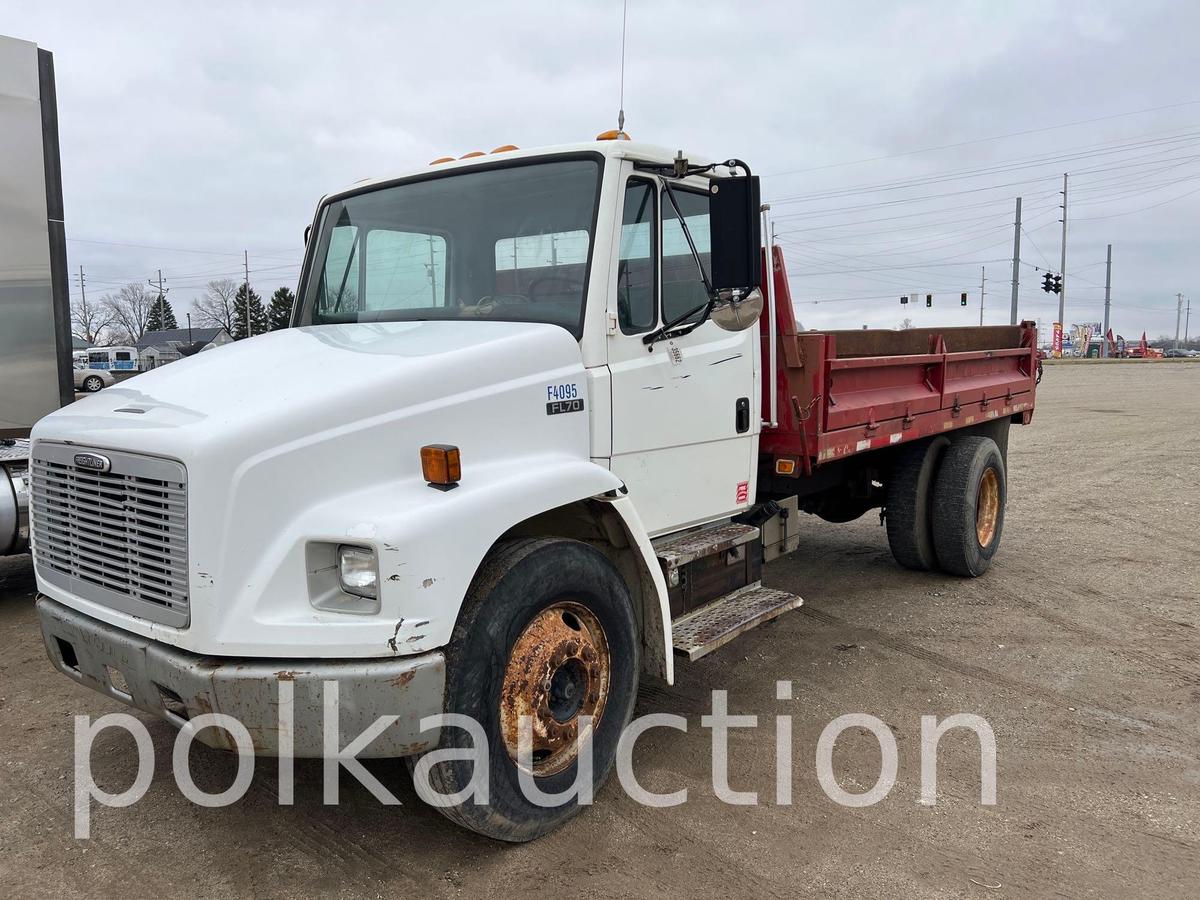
467 294 531 316
528 275 585 304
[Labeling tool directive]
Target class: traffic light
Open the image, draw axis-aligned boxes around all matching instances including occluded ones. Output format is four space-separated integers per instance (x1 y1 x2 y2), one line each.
1053 274 1063 295
1042 272 1055 293
960 292 968 306
925 294 932 308
900 295 908 305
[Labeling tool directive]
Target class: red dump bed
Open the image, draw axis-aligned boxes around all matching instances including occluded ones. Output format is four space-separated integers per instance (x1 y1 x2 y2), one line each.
758 248 1038 476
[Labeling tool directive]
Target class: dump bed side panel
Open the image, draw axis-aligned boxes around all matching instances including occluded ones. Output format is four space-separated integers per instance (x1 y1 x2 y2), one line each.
758 247 1037 475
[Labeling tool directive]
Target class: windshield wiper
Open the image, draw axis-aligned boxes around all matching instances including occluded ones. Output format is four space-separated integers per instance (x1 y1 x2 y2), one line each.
642 299 712 347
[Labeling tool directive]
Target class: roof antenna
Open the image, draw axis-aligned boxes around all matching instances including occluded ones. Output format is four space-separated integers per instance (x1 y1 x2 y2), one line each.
617 0 628 136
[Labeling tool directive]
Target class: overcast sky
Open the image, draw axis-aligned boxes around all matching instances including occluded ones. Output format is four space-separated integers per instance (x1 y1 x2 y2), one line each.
5 0 1199 340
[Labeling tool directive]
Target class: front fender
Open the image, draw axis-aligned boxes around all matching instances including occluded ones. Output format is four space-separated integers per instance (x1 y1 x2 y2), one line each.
220 454 629 657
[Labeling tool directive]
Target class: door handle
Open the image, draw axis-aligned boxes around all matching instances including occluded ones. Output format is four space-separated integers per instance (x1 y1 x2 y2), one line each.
735 397 751 433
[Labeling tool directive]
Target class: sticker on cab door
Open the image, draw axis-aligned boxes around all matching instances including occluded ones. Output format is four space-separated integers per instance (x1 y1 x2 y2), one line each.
546 382 585 416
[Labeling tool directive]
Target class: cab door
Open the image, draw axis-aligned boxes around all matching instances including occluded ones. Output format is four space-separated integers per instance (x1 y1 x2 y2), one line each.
606 173 760 537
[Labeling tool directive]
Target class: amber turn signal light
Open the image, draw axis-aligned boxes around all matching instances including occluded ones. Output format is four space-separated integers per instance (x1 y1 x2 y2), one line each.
421 444 461 488
775 458 797 476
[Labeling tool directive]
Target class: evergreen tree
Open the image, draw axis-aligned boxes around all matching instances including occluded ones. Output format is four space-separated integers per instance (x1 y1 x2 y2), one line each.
232 283 269 339
268 286 296 331
145 294 179 332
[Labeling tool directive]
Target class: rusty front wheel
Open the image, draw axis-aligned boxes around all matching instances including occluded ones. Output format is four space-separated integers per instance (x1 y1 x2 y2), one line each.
499 601 611 777
409 538 639 842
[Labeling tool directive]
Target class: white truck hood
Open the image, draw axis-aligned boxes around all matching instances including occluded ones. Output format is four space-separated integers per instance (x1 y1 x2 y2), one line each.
33 320 585 458
31 319 609 658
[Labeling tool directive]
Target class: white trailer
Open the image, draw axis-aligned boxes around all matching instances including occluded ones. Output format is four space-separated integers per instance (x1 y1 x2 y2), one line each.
0 35 73 558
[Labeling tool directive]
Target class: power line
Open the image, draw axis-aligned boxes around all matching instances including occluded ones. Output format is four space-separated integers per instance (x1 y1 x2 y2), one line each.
768 129 1200 204
762 99 1200 178
67 236 292 257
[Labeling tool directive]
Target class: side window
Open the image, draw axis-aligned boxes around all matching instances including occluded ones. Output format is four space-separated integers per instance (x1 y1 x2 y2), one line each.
365 230 446 309
661 188 711 325
618 179 657 334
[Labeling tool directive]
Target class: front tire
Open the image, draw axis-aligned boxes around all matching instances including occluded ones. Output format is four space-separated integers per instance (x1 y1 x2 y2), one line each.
931 436 1006 577
412 537 639 842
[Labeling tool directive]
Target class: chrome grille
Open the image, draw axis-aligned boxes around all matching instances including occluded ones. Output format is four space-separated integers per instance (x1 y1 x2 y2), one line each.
30 443 189 627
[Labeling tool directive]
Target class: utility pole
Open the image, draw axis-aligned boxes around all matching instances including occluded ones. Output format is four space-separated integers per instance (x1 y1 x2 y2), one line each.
244 250 251 339
1185 295 1192 347
979 266 986 326
147 269 168 331
1058 175 1068 338
1101 244 1112 358
186 312 192 345
1175 293 1184 350
1010 196 1021 325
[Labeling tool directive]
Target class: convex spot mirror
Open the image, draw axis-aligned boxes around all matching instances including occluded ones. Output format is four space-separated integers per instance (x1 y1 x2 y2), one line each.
711 287 763 332
708 175 761 292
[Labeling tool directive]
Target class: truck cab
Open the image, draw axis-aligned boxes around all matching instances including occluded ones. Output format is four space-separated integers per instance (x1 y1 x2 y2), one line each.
32 136 1034 842
299 142 768 531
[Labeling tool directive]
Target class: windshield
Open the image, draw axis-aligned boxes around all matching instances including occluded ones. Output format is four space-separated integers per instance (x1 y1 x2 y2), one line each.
301 157 601 337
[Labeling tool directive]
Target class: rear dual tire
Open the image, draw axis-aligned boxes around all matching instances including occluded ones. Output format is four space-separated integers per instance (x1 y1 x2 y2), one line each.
886 434 1006 577
930 436 1006 577
885 436 950 571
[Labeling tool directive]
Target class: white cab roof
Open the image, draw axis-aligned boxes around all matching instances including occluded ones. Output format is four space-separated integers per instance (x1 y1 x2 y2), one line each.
325 139 719 203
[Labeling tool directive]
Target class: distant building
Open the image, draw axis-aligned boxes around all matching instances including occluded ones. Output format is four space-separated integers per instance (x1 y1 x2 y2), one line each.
71 337 92 352
136 326 233 369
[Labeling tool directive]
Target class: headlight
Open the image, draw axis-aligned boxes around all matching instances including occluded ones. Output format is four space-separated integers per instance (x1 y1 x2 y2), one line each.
337 545 378 599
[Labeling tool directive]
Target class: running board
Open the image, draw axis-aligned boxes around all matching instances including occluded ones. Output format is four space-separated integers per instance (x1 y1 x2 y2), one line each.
671 582 803 661
653 522 760 578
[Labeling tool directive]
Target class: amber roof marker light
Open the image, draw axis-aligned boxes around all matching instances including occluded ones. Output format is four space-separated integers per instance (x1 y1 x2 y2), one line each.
421 444 461 491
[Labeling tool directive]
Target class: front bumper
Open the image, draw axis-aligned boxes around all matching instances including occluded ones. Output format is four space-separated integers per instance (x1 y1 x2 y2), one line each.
37 597 446 758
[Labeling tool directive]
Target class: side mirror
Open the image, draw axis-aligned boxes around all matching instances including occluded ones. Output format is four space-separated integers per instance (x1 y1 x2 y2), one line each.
708 175 761 292
711 287 763 332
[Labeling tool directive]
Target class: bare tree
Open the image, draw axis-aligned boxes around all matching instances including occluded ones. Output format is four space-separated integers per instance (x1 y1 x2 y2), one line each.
103 283 155 343
898 318 913 330
71 292 116 345
190 278 239 334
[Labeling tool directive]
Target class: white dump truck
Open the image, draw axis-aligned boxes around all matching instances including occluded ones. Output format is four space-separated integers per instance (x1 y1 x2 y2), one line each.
31 133 1037 841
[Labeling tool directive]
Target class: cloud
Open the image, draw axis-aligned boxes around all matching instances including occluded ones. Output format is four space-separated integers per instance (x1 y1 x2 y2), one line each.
5 0 1196 338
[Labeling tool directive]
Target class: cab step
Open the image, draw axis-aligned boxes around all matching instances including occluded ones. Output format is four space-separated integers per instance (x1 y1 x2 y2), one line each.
652 522 759 575
671 582 803 661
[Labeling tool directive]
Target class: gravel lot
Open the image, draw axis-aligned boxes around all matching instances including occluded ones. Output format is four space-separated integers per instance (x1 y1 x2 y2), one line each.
1 362 1197 899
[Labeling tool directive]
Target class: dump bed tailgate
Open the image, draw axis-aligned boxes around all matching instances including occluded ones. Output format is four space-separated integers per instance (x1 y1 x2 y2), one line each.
759 248 1037 475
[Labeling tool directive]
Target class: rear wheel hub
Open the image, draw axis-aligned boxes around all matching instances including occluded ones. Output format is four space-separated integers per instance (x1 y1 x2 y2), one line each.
976 466 1000 547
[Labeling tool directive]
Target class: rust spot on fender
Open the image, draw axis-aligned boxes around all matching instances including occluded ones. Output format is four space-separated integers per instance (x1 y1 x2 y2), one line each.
390 670 417 688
